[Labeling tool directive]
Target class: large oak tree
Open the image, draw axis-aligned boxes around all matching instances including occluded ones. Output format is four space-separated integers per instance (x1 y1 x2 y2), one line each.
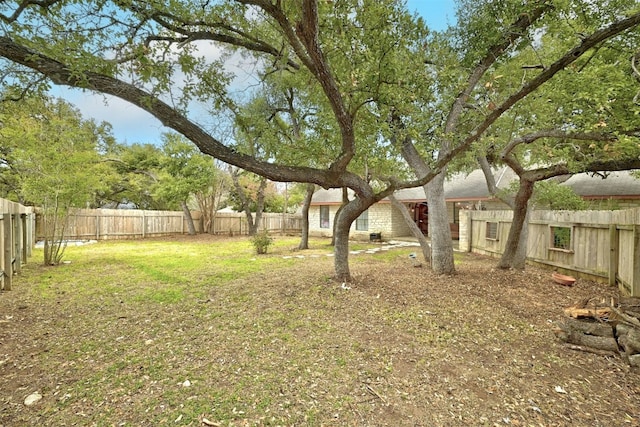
1 0 638 281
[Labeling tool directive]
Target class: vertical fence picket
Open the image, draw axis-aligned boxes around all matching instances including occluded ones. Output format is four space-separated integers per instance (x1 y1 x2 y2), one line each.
3 213 13 291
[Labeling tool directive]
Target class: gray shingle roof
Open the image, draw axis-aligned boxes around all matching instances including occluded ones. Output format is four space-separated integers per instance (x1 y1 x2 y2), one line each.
311 167 518 204
563 171 640 198
310 169 640 204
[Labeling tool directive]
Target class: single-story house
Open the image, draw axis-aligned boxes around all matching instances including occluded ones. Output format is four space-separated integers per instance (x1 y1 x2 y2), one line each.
308 169 640 241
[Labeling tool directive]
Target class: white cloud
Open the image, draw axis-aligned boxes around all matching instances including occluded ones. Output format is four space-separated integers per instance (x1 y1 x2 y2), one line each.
51 86 167 145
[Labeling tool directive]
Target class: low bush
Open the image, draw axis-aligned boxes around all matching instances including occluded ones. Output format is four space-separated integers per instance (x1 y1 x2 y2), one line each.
250 230 273 254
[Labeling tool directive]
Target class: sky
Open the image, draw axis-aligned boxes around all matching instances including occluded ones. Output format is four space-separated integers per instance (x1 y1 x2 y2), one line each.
52 1 457 146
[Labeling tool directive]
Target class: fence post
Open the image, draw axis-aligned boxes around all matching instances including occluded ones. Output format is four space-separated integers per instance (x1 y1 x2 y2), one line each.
458 210 471 253
14 213 22 274
24 212 33 258
609 224 619 287
0 215 4 291
632 225 640 297
3 213 13 291
21 214 28 262
96 213 100 240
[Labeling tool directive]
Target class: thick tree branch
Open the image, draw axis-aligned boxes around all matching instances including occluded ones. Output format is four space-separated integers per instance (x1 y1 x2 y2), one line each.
457 11 640 155
0 36 366 190
0 0 61 23
444 1 553 134
500 129 617 159
249 0 355 174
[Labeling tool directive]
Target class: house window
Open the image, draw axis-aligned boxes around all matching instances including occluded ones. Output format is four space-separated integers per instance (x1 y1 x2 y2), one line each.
550 226 572 251
319 206 330 229
355 210 368 231
485 221 498 240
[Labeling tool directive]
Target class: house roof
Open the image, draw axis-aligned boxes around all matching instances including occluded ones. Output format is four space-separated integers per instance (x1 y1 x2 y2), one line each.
310 168 640 204
394 168 518 202
311 168 518 204
562 171 640 199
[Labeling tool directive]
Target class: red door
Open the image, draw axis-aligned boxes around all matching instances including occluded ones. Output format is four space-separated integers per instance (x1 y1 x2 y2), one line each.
413 203 428 235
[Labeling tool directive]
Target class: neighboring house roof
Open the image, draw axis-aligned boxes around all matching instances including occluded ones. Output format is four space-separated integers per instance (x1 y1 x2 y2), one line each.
394 168 518 202
562 171 640 199
216 207 237 213
311 168 518 204
310 169 640 204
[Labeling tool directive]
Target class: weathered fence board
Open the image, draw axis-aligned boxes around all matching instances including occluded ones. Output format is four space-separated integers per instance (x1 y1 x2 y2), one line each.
462 207 640 296
41 208 303 241
0 198 35 291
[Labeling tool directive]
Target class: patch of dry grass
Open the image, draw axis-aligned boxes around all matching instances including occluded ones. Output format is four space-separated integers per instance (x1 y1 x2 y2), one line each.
1 235 639 426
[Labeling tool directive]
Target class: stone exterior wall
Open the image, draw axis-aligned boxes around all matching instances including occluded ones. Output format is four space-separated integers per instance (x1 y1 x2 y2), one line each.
458 210 471 252
309 201 473 240
390 204 413 237
309 203 408 240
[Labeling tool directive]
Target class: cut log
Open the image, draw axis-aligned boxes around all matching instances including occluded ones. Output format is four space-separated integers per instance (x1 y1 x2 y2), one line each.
615 323 632 338
609 307 640 328
554 324 619 352
564 306 611 319
560 296 640 366
566 332 618 352
617 328 640 355
563 343 618 357
557 318 614 337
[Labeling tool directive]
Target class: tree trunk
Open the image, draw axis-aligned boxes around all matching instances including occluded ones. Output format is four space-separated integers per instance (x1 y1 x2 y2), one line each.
298 183 315 250
333 197 369 282
333 215 351 282
427 172 455 274
511 207 530 269
331 187 349 246
401 138 454 274
181 201 196 235
388 194 431 263
251 177 267 236
498 179 535 269
231 170 267 236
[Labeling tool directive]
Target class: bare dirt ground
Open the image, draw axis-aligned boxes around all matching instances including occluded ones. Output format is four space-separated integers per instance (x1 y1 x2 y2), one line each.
0 235 639 426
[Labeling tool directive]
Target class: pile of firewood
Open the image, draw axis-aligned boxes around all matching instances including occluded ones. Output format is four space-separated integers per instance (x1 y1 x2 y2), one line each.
554 296 640 367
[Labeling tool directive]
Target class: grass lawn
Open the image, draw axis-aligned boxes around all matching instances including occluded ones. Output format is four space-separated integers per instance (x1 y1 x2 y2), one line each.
1 235 638 426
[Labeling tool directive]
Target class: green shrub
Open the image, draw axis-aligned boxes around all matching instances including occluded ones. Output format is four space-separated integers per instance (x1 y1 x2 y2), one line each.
250 230 273 254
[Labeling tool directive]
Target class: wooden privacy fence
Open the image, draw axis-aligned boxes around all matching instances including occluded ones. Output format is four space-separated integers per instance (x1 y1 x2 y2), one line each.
209 212 303 235
39 208 303 241
0 198 35 291
459 207 640 296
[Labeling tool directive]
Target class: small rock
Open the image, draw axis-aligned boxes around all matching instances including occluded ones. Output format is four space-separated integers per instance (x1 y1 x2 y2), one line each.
182 379 191 387
24 392 42 406
554 385 567 394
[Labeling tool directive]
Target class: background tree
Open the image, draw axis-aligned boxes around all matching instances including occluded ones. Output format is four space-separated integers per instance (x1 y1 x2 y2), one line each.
1 0 638 281
194 161 231 234
0 96 107 265
155 132 225 234
297 183 316 250
228 169 275 235
99 143 165 209
396 0 640 273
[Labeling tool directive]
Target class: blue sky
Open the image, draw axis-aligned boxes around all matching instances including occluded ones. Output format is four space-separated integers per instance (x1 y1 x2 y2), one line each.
56 1 456 145
406 0 456 31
